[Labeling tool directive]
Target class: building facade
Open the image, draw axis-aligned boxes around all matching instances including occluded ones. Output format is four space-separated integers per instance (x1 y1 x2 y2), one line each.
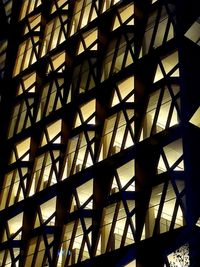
0 0 200 266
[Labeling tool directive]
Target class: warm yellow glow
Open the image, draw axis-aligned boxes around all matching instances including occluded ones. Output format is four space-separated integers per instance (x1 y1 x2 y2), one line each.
13 37 39 76
84 29 97 48
51 0 68 13
8 213 23 235
80 99 95 123
154 65 163 82
24 72 36 91
147 180 184 237
74 114 82 128
125 260 136 266
19 0 42 21
112 77 134 107
117 160 135 189
185 19 200 45
113 16 121 31
154 51 179 83
189 107 200 127
118 76 134 101
102 0 121 13
163 139 184 170
162 51 179 75
158 139 184 172
41 16 67 57
51 52 66 72
77 179 93 208
17 72 36 96
196 218 200 227
40 197 56 225
16 137 31 160
78 29 98 54
143 86 179 139
120 4 134 25
24 14 41 35
47 119 62 143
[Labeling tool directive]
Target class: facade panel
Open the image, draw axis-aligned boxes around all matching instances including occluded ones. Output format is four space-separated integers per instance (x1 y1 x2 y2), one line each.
0 0 200 266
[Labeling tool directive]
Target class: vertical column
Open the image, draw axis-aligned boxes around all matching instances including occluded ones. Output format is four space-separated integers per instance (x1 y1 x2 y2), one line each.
52 182 72 266
176 0 200 264
0 0 24 193
92 167 113 256
145 204 155 238
19 199 36 267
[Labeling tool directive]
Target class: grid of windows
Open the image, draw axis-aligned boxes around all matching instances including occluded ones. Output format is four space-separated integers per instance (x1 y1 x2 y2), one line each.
0 0 200 266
